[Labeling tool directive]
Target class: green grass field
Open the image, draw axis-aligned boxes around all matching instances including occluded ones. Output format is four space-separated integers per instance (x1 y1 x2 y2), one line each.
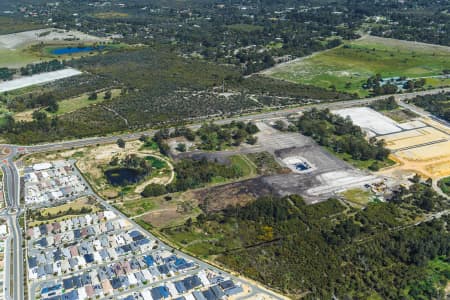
0 48 44 68
341 188 374 207
265 36 450 96
13 89 121 121
54 89 121 115
0 17 46 35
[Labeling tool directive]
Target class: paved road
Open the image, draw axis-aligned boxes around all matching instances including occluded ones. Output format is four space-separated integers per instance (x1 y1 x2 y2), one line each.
1 148 24 300
0 87 445 157
1 87 449 300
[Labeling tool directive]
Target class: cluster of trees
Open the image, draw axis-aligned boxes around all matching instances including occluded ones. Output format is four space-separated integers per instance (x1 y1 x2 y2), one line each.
0 46 352 144
0 67 14 81
109 154 153 176
409 92 450 122
142 158 243 197
49 0 360 74
390 182 446 212
364 75 398 95
0 111 61 144
20 59 65 76
369 96 398 111
196 121 259 150
168 193 449 298
295 108 390 168
403 78 426 91
30 206 94 222
6 93 58 112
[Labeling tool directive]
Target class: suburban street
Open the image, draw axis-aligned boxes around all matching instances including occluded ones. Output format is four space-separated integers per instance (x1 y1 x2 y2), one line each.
0 87 449 300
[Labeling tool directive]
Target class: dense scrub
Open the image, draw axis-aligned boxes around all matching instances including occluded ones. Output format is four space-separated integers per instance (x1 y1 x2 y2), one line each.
0 48 351 144
408 92 450 122
369 96 398 111
163 183 449 298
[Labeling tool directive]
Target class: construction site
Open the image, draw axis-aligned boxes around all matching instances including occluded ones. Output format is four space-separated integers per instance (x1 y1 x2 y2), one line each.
335 107 450 181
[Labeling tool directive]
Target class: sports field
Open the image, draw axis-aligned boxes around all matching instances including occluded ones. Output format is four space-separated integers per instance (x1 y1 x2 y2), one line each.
263 35 450 96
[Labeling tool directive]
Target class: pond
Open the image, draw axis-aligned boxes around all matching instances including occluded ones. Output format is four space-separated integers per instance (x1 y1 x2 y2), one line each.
104 168 143 186
51 46 105 55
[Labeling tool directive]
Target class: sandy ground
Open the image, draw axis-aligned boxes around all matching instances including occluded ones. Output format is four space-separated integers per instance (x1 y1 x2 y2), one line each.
0 68 82 93
383 127 448 150
0 28 108 50
379 116 450 180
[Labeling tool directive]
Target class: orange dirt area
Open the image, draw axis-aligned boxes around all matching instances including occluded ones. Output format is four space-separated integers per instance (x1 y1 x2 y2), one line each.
422 118 450 135
382 127 448 151
379 117 450 180
380 146 450 180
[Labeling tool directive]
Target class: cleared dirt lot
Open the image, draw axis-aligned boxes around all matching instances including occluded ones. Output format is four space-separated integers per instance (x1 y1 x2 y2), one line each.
382 127 448 151
190 122 380 204
169 122 381 206
334 107 403 136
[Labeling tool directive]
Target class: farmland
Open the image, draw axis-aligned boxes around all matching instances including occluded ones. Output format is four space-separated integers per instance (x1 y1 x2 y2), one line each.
263 36 450 96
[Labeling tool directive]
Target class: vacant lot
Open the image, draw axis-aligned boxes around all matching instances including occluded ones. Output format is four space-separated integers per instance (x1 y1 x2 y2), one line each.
341 188 374 207
263 35 450 96
334 107 403 136
383 128 448 151
28 196 101 227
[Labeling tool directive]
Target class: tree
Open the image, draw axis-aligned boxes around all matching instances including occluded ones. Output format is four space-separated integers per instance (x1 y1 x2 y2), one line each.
117 138 126 148
45 97 59 113
142 184 167 197
246 136 257 145
88 92 98 100
104 90 112 100
176 143 186 152
273 120 286 131
139 135 148 142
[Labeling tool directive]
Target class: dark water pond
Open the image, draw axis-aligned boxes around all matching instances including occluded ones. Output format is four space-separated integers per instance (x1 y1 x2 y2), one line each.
51 46 105 55
104 168 143 186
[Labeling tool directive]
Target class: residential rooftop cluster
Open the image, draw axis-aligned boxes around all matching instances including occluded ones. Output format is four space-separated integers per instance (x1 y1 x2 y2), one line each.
27 208 249 300
24 160 88 206
27 211 142 280
118 270 245 300
0 223 7 300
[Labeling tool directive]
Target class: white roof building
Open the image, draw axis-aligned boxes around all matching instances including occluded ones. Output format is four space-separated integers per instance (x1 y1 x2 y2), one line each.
32 162 52 171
